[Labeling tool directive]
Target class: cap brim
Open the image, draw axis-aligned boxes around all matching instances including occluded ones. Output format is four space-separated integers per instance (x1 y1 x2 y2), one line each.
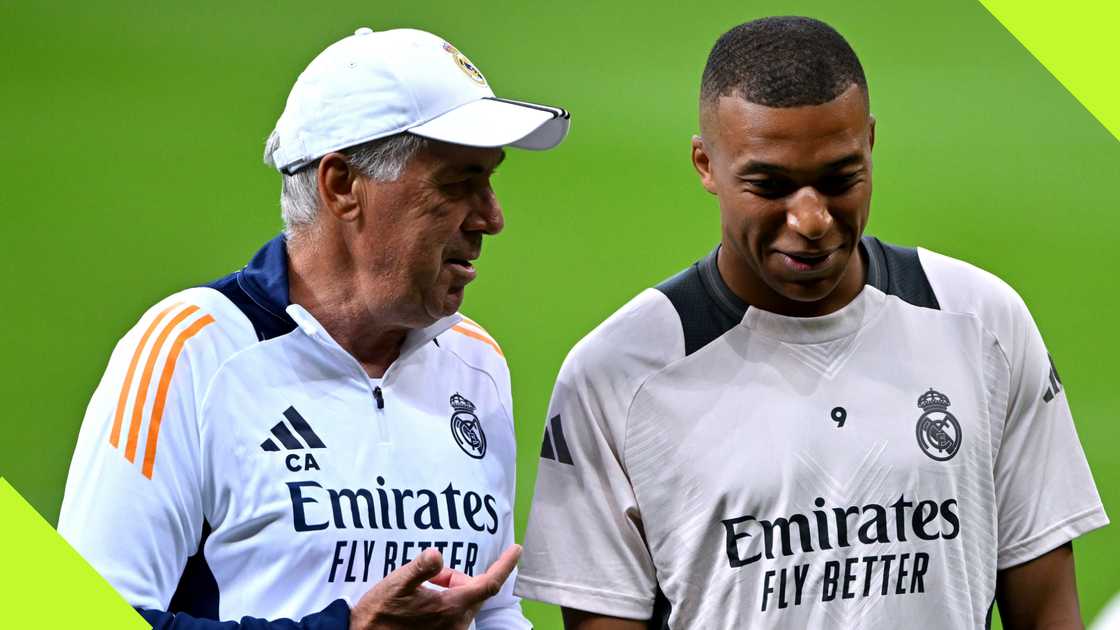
408 97 570 150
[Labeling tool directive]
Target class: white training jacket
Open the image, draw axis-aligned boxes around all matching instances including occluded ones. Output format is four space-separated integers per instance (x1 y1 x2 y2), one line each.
59 234 530 629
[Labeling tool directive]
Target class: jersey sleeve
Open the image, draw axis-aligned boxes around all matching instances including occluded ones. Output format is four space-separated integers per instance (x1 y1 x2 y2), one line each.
515 298 674 619
990 294 1108 569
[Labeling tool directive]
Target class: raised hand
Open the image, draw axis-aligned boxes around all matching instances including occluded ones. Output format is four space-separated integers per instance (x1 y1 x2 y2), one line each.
349 544 522 630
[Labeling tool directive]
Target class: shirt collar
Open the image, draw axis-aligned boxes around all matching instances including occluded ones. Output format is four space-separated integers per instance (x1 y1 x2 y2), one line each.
237 233 294 323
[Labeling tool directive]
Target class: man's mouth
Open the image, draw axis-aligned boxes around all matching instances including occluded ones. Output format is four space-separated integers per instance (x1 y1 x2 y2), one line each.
776 249 836 273
444 257 478 283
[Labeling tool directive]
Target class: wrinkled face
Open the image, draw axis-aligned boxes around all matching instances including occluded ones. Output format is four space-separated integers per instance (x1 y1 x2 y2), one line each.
350 141 505 327
692 84 875 316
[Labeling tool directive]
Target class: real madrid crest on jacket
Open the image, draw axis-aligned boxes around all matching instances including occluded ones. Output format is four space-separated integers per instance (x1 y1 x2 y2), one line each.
517 237 1108 629
57 236 530 628
451 393 487 459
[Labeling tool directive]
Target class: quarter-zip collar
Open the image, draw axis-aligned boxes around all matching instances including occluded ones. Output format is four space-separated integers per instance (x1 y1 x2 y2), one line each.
288 303 459 367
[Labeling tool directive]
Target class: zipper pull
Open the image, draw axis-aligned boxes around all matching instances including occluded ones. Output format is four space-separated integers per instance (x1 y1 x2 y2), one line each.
373 386 385 409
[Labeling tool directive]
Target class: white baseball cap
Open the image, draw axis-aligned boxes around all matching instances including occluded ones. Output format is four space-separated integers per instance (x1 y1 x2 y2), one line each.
268 27 571 174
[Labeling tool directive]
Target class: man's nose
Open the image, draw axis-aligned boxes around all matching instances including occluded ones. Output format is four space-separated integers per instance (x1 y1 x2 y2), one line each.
467 186 504 235
786 186 831 240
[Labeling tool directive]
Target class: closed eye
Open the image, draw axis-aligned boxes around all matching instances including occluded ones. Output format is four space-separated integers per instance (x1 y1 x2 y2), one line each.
744 177 795 199
817 173 861 196
441 174 497 199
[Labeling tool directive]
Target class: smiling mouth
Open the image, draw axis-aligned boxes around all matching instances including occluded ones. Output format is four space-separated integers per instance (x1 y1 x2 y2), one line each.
777 250 835 273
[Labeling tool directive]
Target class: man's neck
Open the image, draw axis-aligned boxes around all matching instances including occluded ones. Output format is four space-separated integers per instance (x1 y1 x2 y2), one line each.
286 233 408 378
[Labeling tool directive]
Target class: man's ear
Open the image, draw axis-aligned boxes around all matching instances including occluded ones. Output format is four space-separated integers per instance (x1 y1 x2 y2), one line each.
317 152 362 223
691 135 718 195
868 114 876 151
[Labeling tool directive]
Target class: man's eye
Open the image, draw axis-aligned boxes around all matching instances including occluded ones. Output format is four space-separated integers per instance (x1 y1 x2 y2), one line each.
745 179 791 198
441 180 472 195
444 176 498 200
818 174 860 195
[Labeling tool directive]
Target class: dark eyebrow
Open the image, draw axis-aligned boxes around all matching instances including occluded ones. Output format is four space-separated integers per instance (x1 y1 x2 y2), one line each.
736 160 788 176
822 153 864 171
735 153 865 177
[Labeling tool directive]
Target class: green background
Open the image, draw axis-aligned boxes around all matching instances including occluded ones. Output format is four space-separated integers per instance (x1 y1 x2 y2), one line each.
2 1 1116 627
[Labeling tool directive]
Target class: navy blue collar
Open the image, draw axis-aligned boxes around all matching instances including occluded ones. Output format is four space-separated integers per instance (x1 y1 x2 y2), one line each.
203 234 297 340
237 234 292 321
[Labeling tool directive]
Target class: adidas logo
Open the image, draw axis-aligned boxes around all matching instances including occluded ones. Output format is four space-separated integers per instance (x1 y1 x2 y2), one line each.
1042 354 1063 403
539 414 574 465
260 406 326 452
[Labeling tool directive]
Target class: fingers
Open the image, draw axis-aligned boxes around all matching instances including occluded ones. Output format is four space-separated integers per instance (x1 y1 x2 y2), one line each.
445 544 522 607
388 548 445 593
427 567 457 588
482 544 522 587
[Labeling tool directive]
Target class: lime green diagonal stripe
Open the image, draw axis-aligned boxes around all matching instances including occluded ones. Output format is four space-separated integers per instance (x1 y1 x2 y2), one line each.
979 0 1120 141
0 478 148 628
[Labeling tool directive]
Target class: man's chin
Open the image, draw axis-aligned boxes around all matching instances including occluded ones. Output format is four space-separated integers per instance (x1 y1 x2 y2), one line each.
765 275 848 312
435 287 466 318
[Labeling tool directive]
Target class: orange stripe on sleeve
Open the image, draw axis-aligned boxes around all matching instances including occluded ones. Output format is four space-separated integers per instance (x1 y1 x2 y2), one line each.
110 302 181 448
451 324 504 357
124 305 200 463
142 314 215 479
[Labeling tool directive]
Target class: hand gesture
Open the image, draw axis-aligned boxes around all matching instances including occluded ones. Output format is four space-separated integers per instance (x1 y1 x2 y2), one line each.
349 544 521 630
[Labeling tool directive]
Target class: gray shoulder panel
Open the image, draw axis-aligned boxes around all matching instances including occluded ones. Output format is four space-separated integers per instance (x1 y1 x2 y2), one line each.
862 236 940 310
654 248 746 357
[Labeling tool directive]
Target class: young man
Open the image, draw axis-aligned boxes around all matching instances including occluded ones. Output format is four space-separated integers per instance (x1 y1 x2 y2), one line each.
515 17 1106 629
58 27 569 629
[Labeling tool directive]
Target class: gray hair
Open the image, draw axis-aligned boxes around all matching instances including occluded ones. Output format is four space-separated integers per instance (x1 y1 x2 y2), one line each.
262 132 429 236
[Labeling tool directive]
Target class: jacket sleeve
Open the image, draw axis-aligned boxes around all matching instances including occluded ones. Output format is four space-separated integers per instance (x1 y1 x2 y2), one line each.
475 354 531 630
59 299 215 608
138 599 350 629
58 299 350 629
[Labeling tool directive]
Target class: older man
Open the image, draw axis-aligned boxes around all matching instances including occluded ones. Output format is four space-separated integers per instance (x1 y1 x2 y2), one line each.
58 27 568 629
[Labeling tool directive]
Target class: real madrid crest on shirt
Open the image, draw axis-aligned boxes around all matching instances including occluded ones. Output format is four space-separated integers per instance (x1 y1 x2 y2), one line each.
450 393 486 459
915 388 962 461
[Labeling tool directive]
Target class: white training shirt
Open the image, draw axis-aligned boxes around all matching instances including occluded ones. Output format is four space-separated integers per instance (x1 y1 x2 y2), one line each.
58 235 530 629
515 238 1107 629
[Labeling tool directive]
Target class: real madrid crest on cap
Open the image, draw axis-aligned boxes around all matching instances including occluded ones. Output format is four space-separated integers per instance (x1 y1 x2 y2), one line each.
441 42 488 86
915 388 962 461
449 393 486 459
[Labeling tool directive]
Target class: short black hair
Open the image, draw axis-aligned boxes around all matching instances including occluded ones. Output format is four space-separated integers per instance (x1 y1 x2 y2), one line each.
700 16 867 108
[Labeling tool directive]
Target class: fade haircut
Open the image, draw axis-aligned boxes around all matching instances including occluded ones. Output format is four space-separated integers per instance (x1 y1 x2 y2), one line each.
700 16 867 108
